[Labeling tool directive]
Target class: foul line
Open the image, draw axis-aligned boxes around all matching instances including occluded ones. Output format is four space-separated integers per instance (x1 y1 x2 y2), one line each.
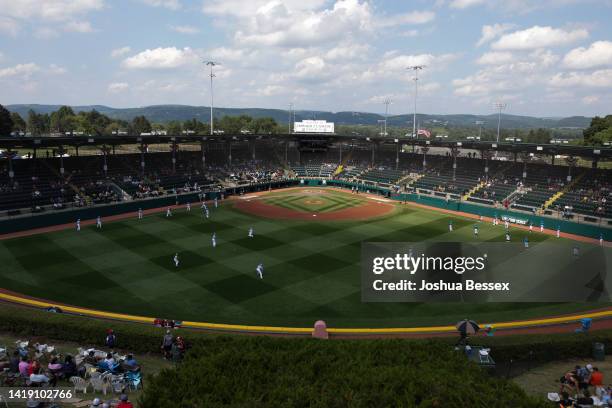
1 291 610 335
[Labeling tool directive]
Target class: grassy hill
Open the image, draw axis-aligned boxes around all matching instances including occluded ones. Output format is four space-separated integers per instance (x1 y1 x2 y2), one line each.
6 104 591 129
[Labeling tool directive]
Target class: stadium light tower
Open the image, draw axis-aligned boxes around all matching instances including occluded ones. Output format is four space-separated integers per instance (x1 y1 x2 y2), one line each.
288 103 293 134
205 61 220 135
383 98 391 137
408 65 425 138
475 120 484 139
494 102 507 145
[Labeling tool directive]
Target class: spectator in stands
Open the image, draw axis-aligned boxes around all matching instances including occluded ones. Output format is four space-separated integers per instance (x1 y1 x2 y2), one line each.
90 397 102 407
117 394 134 408
122 354 139 371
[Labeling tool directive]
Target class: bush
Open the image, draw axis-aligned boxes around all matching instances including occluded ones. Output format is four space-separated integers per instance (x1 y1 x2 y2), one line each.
138 337 547 407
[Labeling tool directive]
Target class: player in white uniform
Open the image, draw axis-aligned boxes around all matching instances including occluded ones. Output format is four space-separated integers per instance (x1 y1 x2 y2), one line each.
248 227 254 238
473 224 479 237
256 263 264 279
173 253 179 267
186 202 191 212
601 233 604 246
205 208 210 219
556 226 560 238
166 207 172 217
96 216 102 229
540 220 544 233
529 222 533 232
212 233 217 248
76 219 81 232
505 231 511 242
448 220 453 232
214 197 218 208
138 208 143 220
504 220 509 229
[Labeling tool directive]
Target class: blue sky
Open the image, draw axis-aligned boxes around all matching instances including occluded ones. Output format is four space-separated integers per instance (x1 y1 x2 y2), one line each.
1 0 611 117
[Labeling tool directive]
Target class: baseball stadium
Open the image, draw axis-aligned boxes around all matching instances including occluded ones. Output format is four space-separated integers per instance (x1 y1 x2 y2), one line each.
1 0 612 404
0 127 611 406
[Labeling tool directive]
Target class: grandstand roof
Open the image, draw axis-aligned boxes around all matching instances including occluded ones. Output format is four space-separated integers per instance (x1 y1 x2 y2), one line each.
0 134 610 159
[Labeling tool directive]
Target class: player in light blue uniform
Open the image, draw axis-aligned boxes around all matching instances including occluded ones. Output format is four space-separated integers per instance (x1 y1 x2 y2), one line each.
523 236 529 248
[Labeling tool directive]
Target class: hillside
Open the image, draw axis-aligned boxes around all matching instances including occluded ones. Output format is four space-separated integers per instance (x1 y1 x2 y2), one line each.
6 104 592 129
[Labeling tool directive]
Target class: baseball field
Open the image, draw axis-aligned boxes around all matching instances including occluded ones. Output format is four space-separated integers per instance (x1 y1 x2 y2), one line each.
0 187 603 328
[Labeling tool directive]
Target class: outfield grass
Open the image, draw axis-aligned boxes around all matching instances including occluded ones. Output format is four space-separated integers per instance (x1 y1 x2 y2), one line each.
0 188 604 328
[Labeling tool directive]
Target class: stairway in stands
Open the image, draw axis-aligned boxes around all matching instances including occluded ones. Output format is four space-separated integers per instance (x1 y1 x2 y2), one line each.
543 171 586 210
462 181 485 201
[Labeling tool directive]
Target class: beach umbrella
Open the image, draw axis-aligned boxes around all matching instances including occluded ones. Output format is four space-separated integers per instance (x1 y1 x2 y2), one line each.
456 319 480 335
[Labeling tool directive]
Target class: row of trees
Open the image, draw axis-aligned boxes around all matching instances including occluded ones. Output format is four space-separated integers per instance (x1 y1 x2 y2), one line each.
0 104 282 137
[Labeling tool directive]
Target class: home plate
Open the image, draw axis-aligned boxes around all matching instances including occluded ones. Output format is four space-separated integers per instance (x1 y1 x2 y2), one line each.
313 214 317 217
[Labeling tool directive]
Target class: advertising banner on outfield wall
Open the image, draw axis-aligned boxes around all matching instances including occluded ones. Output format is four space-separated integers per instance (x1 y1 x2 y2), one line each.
361 242 612 302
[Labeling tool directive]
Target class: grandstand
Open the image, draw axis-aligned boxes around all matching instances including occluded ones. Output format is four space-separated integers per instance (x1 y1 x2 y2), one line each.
0 133 611 226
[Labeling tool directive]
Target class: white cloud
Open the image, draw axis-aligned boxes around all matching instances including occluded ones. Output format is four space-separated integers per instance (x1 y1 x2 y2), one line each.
137 0 181 10
48 64 66 75
111 46 131 58
0 0 103 37
449 0 485 9
563 41 612 69
582 95 599 105
122 47 198 69
257 84 285 96
378 11 435 27
294 56 327 79
169 25 200 34
492 26 589 50
0 0 104 20
549 70 612 88
476 51 514 65
0 63 40 79
325 43 369 60
203 0 327 18
476 23 515 47
234 0 374 48
64 21 94 33
0 16 20 36
379 53 457 73
108 82 129 93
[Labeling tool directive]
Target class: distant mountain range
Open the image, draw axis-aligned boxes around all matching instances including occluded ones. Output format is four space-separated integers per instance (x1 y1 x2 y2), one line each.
6 104 592 129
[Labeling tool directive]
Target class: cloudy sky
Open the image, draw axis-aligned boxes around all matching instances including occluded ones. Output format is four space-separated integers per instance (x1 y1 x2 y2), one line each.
1 0 611 117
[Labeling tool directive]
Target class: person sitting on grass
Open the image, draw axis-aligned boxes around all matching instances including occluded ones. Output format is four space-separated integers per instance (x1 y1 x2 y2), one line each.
9 350 20 374
84 350 98 366
117 394 134 408
105 329 117 348
29 367 50 386
559 370 578 395
18 356 31 377
63 355 79 378
102 353 116 372
122 354 139 371
590 366 604 395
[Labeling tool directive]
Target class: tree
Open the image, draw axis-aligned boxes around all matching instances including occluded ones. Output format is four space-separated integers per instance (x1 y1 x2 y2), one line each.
49 105 76 134
252 117 278 134
27 110 48 136
10 112 26 133
0 104 14 136
130 115 152 135
183 118 207 134
583 115 612 145
166 120 183 135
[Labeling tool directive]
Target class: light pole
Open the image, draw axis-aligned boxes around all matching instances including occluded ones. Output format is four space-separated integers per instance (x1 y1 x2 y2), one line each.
494 102 507 145
288 103 293 134
205 61 220 135
475 120 484 140
408 65 425 138
383 98 391 137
